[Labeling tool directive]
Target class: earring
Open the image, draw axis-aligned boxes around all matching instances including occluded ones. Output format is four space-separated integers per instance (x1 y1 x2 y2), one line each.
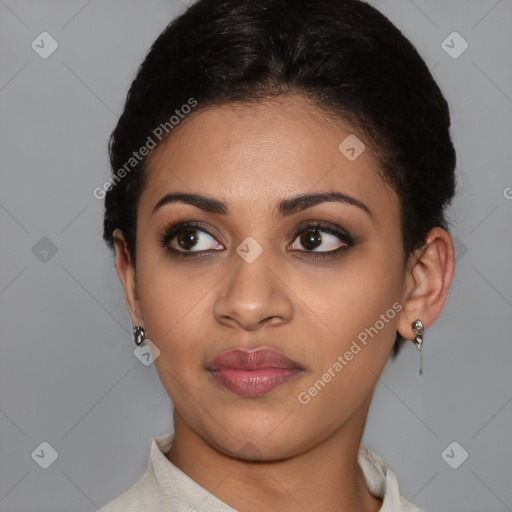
411 319 424 375
132 324 146 346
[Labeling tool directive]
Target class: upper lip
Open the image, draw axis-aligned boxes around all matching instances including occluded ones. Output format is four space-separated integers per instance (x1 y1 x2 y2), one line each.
207 348 304 371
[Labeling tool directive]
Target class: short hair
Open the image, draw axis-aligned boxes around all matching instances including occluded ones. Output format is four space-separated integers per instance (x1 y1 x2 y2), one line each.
103 0 456 357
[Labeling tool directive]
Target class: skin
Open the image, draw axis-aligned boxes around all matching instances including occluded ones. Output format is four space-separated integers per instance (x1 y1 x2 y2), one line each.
113 93 455 512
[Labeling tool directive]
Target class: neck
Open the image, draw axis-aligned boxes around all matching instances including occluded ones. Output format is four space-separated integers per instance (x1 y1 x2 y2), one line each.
166 400 382 512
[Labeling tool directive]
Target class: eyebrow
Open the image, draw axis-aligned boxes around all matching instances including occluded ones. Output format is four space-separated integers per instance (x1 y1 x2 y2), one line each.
151 191 372 218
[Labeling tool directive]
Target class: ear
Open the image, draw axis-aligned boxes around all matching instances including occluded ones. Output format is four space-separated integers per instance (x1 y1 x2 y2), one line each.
397 227 455 341
112 228 144 327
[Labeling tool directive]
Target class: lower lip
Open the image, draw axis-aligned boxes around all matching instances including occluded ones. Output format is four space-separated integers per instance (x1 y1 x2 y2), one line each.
209 367 303 397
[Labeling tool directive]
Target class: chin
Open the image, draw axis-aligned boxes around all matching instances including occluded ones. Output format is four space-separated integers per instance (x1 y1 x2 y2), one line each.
201 412 309 461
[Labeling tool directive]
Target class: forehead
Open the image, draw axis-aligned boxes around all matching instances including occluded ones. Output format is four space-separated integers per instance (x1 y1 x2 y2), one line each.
139 94 398 219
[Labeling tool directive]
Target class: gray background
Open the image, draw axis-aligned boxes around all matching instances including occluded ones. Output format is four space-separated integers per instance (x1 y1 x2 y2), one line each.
1 0 511 511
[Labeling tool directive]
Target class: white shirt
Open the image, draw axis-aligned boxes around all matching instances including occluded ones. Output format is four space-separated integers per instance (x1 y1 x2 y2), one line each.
100 432 422 512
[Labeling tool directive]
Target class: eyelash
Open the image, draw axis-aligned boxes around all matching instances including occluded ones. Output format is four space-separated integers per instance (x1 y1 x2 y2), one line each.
159 219 354 260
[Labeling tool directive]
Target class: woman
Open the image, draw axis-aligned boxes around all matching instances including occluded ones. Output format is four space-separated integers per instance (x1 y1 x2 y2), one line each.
100 0 456 510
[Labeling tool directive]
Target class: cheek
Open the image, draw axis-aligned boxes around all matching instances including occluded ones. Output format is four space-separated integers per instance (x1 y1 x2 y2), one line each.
136 250 211 337
305 247 403 343
134 254 229 399
292 260 402 436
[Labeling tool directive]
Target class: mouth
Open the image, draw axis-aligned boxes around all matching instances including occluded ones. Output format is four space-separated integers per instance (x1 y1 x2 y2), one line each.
207 348 305 398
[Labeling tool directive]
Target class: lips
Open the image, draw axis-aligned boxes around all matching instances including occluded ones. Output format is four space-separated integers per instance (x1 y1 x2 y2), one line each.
207 348 304 397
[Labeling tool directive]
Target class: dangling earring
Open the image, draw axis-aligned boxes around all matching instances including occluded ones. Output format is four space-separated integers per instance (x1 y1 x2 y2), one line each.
411 319 424 375
132 324 146 346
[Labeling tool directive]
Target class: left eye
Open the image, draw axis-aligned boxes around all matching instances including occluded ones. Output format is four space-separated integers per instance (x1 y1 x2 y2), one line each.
168 228 223 252
290 227 347 253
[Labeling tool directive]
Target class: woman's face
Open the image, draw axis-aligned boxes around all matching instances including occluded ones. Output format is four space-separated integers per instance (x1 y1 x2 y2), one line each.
126 94 408 459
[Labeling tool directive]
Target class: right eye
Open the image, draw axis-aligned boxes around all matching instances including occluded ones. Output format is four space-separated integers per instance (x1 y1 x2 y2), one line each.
160 221 224 257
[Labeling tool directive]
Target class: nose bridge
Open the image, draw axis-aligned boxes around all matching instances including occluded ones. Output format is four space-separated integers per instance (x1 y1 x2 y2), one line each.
213 240 293 329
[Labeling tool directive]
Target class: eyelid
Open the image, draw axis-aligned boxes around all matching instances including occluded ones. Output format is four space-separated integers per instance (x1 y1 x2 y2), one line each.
161 219 220 239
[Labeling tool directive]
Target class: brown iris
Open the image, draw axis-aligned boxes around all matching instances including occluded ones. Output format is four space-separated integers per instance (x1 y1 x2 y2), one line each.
177 230 199 250
300 229 322 250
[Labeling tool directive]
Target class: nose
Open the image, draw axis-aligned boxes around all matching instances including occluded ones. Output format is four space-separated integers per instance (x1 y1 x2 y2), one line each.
213 250 294 331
